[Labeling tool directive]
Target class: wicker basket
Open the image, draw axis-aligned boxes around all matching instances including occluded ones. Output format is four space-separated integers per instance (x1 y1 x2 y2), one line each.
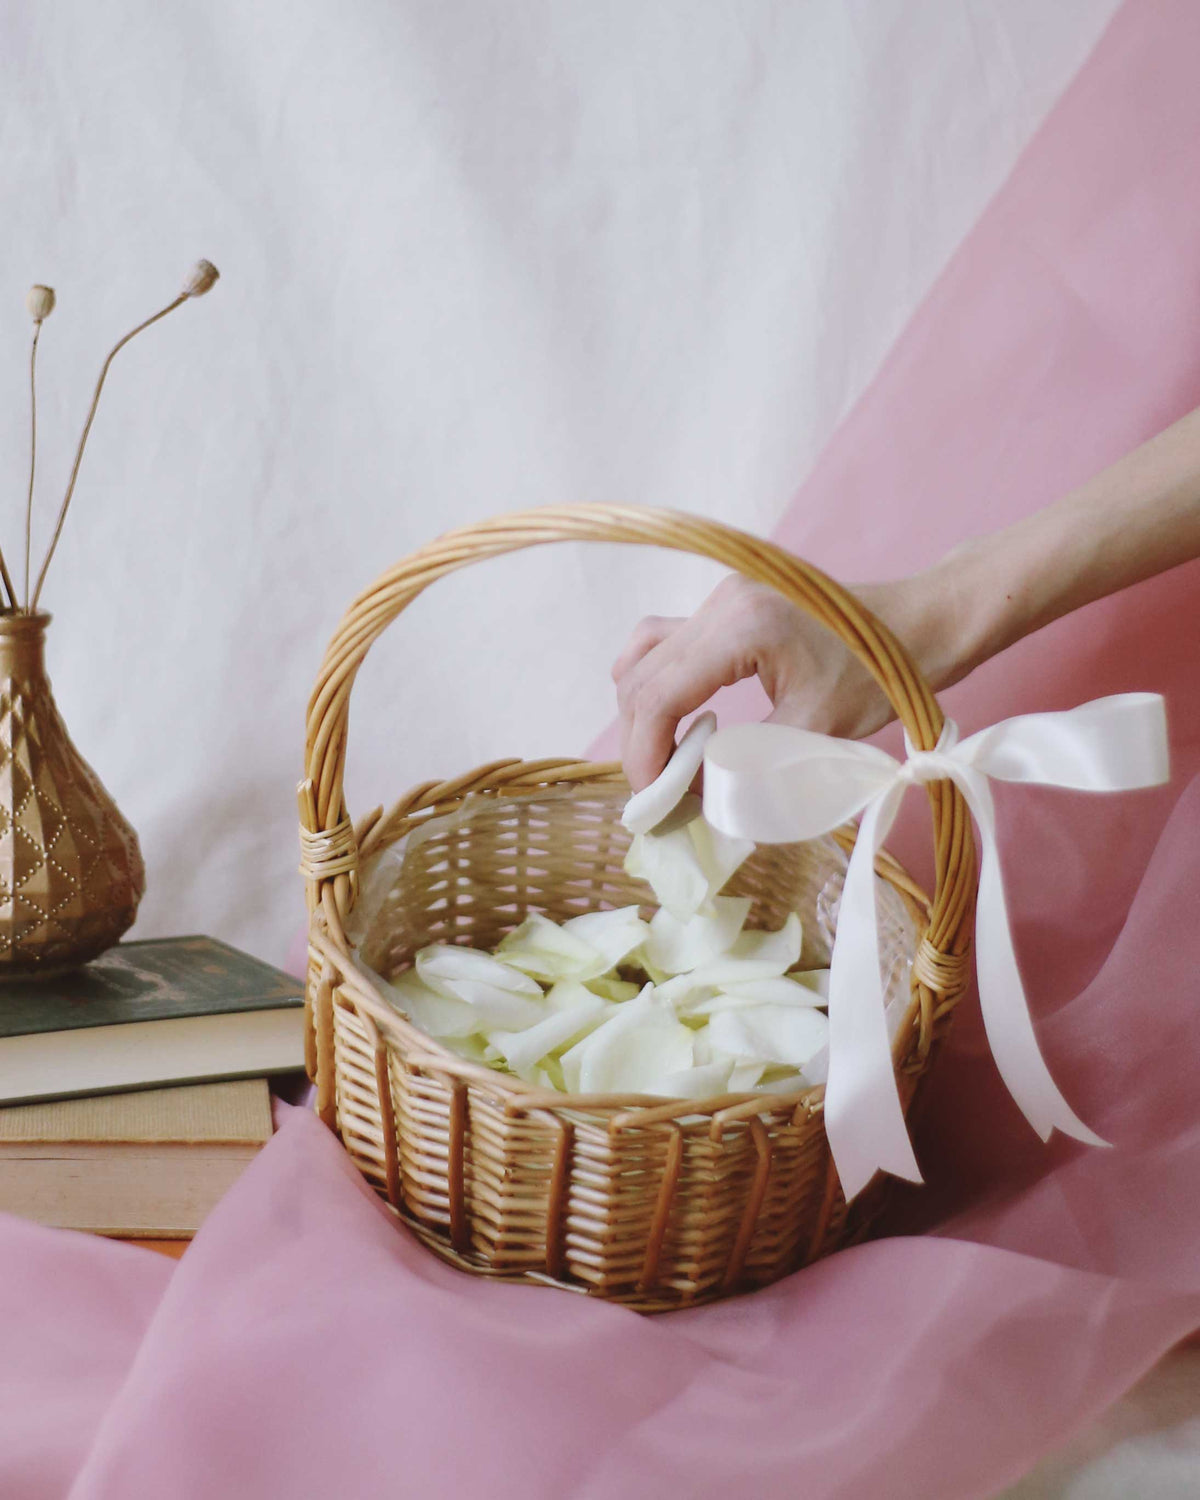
299 506 976 1312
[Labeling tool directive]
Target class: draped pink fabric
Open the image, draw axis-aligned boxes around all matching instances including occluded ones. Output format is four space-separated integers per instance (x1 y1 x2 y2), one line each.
5 2 1200 1494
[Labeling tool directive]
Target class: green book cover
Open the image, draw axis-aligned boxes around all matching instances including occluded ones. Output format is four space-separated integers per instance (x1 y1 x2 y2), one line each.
0 936 303 1040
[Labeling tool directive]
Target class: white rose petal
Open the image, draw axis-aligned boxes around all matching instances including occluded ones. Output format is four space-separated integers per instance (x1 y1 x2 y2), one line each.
690 1040 767 1092
490 1000 612 1078
621 711 717 834
656 1058 735 1100
416 944 542 998
442 979 548 1031
702 973 827 1011
653 970 719 1016
690 1030 716 1065
560 987 695 1095
535 1058 567 1091
688 913 803 987
643 895 752 975
707 1002 829 1070
497 912 609 981
546 978 608 1011
728 1058 768 1091
624 824 711 921
562 906 650 970
442 1034 493 1064
688 816 755 899
414 945 546 1030
653 791 703 832
383 971 481 1039
624 802 755 926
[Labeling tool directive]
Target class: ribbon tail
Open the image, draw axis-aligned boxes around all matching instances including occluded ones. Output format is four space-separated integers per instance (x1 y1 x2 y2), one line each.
950 766 1109 1149
825 785 923 1200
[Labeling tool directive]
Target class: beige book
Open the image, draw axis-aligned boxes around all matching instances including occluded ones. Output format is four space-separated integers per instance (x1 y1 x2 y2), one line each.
0 1078 273 1237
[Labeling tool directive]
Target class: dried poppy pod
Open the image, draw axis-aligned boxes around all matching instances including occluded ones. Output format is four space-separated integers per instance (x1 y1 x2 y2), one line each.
25 286 55 323
182 260 219 298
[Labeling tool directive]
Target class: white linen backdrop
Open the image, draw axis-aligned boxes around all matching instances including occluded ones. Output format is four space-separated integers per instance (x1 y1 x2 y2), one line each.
0 0 1117 965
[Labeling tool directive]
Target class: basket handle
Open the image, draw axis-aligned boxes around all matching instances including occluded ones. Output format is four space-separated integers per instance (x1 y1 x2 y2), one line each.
301 504 975 991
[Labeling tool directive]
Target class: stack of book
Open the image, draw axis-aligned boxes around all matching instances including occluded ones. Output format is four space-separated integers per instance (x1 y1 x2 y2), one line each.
0 936 305 1240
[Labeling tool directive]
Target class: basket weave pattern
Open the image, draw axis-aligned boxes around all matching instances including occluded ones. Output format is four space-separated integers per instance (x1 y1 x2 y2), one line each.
300 507 976 1311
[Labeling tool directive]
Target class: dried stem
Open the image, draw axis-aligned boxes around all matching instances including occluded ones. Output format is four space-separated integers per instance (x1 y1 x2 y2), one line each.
0 534 16 612
0 320 30 606
23 324 42 611
31 293 188 611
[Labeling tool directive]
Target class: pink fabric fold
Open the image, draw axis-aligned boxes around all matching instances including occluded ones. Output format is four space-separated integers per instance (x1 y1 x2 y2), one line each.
5 1 1200 1495
37 1103 1200 1500
0 1220 172 1498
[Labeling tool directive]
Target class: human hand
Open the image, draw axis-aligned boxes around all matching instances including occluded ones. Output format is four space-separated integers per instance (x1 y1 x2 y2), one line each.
613 572 964 791
616 401 1200 792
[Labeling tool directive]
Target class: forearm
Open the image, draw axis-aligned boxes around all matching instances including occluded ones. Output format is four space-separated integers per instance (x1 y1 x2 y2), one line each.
918 404 1200 683
616 406 1200 780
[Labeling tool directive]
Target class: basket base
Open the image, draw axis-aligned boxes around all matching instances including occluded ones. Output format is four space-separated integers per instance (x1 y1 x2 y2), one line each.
387 1195 809 1314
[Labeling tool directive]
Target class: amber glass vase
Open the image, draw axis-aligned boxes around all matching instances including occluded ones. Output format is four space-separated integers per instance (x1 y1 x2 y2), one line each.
0 613 144 979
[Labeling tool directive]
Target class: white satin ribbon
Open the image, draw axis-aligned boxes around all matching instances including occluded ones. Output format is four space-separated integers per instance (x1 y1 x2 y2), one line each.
700 693 1170 1201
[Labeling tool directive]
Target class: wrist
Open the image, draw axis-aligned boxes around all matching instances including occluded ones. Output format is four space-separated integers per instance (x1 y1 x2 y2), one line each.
855 548 1001 695
919 540 1008 684
927 520 1081 679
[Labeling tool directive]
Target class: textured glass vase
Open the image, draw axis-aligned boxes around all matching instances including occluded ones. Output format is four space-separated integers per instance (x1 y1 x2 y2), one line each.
0 613 144 979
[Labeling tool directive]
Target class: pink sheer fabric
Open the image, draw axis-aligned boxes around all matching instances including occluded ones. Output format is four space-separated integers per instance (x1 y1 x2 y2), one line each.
4 2 1200 1494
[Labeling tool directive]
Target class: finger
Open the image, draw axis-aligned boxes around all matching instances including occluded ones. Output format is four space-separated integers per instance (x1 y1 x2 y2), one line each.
620 629 741 791
611 616 684 685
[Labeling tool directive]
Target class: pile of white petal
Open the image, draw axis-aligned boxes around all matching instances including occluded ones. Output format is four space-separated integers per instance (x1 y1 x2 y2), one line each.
376 794 831 1100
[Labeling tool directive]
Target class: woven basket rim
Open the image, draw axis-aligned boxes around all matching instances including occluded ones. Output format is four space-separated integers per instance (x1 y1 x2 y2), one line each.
310 762 931 1129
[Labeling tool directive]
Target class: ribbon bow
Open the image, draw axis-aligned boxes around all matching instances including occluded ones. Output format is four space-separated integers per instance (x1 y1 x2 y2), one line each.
700 692 1170 1200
